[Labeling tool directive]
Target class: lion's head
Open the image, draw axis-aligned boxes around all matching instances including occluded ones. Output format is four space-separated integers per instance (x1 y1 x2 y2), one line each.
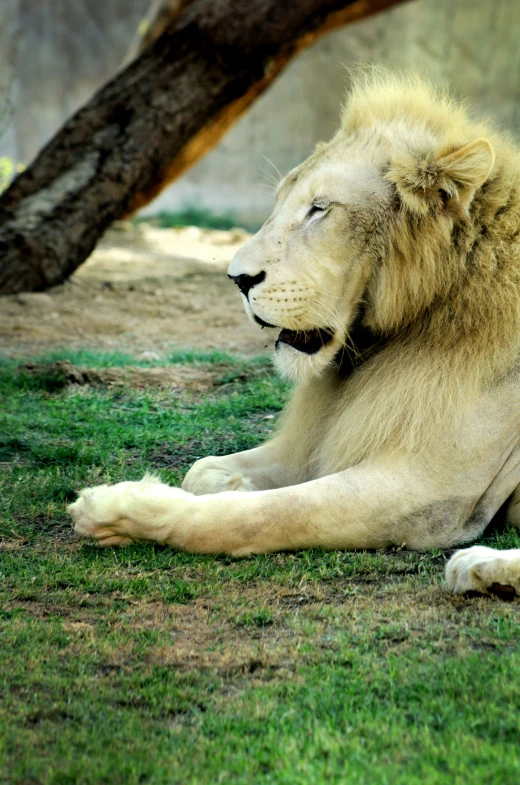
228 73 499 383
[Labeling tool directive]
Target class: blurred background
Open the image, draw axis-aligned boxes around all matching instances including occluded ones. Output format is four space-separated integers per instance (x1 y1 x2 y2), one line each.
1 0 519 229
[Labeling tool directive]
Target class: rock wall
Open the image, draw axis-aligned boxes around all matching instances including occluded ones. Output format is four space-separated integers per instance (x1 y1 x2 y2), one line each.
1 0 519 226
0 0 146 164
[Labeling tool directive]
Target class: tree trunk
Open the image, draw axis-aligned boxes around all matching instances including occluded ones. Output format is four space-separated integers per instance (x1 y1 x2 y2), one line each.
0 0 406 295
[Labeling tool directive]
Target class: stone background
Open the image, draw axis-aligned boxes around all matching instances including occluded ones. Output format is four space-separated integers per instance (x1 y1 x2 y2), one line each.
1 0 519 226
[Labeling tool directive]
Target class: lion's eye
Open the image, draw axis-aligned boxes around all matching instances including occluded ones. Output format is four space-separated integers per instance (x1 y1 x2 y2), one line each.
306 200 330 221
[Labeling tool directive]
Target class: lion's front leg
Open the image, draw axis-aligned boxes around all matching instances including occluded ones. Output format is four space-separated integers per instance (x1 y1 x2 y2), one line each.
69 440 303 551
181 438 301 495
445 546 520 597
71 459 472 556
69 468 388 554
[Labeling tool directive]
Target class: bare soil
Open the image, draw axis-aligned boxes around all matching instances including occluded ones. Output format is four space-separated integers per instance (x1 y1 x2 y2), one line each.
19 359 242 391
0 222 273 359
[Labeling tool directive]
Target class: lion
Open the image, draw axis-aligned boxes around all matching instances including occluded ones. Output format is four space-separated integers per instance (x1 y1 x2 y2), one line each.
69 72 520 597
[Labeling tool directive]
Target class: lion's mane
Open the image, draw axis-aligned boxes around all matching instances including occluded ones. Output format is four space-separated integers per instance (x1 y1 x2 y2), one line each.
277 72 520 477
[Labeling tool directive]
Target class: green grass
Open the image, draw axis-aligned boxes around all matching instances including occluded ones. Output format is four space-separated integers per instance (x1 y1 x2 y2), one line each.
1 351 519 785
133 207 261 233
0 347 256 370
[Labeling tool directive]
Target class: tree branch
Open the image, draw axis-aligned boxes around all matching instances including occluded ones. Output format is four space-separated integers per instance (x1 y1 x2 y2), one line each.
0 0 406 294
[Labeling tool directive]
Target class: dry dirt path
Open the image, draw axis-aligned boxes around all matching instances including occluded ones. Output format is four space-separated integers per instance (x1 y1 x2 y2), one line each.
0 223 273 359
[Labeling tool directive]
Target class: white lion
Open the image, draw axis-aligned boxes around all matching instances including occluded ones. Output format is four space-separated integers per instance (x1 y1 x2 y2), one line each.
69 72 520 597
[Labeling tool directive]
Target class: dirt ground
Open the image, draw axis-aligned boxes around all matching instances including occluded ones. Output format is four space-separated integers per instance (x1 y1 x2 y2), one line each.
0 222 274 359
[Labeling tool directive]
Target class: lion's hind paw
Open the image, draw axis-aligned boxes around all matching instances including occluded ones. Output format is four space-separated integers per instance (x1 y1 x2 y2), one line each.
446 545 520 597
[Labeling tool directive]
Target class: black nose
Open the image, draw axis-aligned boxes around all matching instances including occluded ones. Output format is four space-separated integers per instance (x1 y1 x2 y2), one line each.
228 271 266 297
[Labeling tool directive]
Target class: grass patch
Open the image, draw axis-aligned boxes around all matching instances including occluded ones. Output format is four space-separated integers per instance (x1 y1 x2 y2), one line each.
1 351 519 784
0 348 258 370
134 207 261 233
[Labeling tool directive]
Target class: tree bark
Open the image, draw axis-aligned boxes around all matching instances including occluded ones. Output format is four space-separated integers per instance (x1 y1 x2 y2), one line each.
0 0 406 295
122 0 196 67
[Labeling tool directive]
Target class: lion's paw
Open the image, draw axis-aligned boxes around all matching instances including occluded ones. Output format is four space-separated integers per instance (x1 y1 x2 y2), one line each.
68 475 167 547
68 483 133 546
445 545 520 597
182 458 257 495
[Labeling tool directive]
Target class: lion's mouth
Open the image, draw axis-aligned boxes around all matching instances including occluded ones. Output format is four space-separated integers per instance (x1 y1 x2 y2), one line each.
252 314 334 354
276 327 334 354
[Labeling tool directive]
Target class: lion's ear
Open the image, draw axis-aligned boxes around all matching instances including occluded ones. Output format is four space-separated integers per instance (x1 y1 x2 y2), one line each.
388 138 495 217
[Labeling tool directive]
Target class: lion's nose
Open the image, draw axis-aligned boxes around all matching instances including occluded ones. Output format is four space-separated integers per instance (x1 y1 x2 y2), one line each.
228 271 266 297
